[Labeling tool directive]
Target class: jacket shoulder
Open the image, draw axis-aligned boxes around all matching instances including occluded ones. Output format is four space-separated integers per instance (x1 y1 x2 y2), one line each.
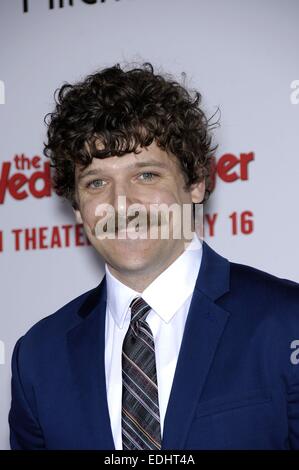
226 261 299 323
230 261 299 296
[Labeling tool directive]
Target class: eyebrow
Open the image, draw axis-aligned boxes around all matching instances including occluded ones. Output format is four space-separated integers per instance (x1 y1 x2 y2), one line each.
77 161 168 181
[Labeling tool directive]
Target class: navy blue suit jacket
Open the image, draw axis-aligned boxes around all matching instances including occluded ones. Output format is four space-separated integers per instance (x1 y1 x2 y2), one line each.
9 242 299 449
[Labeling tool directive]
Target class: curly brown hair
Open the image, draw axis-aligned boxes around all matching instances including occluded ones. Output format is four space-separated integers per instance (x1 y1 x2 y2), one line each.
44 62 218 209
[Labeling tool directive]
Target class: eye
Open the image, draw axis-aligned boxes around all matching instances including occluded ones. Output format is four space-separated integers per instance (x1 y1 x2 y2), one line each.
86 179 106 189
138 172 159 182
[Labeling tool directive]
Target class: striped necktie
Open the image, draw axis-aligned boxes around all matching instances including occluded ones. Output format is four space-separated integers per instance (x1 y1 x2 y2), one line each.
121 296 162 450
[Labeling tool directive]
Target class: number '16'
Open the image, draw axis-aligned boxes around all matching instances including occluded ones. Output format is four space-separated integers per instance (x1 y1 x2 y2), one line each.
229 211 254 235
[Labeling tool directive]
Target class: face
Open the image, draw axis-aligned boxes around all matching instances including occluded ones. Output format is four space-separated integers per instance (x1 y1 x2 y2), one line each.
74 141 205 279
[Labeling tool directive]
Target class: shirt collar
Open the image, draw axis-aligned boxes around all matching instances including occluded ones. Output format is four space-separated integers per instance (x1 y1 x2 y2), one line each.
105 233 202 328
105 266 141 329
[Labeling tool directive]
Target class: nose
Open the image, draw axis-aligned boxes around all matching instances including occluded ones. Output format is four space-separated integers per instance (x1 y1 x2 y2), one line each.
110 179 135 213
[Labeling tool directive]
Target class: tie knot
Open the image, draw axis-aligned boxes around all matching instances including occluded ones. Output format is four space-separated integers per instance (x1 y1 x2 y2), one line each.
129 297 151 323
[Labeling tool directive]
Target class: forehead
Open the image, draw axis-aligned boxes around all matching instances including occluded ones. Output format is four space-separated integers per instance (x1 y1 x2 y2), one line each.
75 141 180 177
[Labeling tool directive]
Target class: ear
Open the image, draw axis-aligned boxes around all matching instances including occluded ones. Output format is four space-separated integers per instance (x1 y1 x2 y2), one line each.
190 180 205 204
73 208 83 224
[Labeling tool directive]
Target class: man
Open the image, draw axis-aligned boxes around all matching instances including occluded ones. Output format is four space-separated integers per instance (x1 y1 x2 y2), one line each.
9 63 299 450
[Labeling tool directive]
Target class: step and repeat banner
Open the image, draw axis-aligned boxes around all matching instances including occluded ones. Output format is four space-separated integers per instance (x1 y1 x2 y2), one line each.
0 0 298 449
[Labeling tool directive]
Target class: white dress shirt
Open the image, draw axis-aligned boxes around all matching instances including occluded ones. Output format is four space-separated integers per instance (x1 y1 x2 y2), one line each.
104 233 203 449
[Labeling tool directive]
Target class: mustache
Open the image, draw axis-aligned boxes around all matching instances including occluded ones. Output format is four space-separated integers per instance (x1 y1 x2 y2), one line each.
91 211 169 236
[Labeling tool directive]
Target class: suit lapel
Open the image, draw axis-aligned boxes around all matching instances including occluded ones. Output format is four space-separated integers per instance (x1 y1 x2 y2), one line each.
66 242 231 450
67 279 115 450
162 242 231 449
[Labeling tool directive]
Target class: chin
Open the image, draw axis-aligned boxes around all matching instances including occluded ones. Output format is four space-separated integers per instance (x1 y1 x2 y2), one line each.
109 252 153 273
100 238 159 268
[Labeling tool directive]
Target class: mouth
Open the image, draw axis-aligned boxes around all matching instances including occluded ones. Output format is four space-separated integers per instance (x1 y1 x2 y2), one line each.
93 210 172 240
